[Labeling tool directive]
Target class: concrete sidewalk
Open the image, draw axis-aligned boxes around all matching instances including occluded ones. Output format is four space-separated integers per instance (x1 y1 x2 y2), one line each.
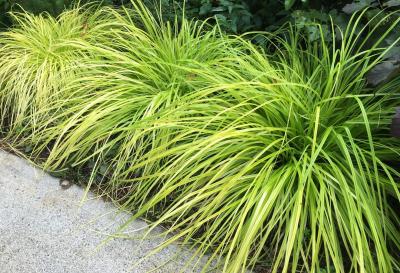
0 150 211 273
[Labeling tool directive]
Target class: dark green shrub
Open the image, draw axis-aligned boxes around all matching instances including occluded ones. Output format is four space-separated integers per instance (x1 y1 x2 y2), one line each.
0 0 113 28
0 1 75 28
0 0 11 27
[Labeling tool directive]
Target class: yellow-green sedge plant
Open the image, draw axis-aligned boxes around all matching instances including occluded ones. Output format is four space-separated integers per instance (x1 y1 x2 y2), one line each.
0 5 116 138
23 1 244 188
92 11 400 273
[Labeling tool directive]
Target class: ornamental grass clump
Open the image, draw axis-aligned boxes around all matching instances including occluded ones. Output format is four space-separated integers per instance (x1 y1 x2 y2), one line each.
0 5 115 136
22 2 241 184
81 11 399 273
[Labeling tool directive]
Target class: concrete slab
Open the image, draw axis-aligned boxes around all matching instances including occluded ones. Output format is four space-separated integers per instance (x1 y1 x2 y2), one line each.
0 150 212 273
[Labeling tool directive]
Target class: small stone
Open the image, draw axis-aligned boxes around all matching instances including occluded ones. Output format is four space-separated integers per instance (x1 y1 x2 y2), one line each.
59 179 72 190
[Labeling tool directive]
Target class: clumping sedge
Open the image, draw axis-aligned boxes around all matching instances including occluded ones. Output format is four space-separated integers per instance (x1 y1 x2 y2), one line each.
0 2 399 273
0 5 116 137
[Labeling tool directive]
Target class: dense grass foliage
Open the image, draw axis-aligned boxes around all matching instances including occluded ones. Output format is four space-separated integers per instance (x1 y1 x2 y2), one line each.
6 2 239 183
0 6 116 136
0 2 399 273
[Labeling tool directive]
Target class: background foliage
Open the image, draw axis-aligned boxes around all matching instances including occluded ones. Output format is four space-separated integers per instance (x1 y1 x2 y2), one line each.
1 1 400 37
0 0 114 27
139 1 400 35
0 1 399 30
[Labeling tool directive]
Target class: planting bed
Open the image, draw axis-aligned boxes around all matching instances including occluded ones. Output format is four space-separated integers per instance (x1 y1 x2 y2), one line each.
0 1 399 272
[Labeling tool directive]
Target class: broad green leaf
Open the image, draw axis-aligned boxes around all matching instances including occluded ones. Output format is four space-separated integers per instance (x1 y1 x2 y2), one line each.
385 0 400 7
285 0 296 10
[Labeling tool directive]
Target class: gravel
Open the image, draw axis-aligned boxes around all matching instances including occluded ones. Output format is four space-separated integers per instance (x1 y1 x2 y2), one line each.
0 150 213 273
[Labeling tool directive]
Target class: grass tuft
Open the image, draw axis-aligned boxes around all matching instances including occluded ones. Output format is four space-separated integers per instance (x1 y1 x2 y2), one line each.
0 5 116 137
